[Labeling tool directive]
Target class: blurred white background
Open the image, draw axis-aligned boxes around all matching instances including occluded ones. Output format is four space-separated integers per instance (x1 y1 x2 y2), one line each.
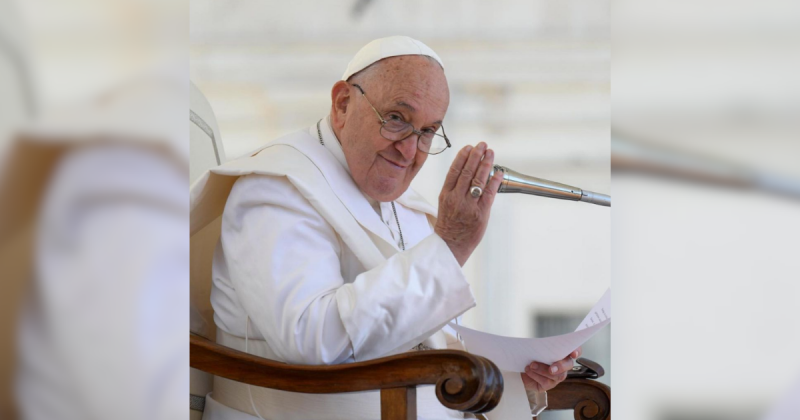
613 0 800 419
190 0 611 411
2 1 188 419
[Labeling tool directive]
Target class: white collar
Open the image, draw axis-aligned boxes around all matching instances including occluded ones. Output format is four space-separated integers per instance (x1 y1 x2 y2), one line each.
318 115 351 175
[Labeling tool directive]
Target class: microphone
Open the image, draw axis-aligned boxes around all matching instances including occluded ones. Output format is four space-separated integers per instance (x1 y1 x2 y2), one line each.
488 165 611 207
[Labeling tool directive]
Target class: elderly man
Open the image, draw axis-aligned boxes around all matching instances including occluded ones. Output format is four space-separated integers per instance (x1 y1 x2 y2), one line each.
193 36 578 419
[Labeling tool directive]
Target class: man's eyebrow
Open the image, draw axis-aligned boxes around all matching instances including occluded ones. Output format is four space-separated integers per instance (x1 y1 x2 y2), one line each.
395 101 443 125
395 101 416 112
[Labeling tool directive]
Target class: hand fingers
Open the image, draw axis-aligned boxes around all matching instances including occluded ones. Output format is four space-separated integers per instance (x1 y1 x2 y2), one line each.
523 366 559 391
553 356 575 377
471 148 495 190
442 145 472 192
571 347 582 359
455 142 487 193
479 166 504 209
527 361 570 381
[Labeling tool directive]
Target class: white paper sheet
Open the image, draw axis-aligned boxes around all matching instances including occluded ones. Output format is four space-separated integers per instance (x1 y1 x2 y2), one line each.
449 288 611 372
576 288 611 331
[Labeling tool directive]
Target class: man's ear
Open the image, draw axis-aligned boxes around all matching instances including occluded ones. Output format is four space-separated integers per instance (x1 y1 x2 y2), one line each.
330 81 352 129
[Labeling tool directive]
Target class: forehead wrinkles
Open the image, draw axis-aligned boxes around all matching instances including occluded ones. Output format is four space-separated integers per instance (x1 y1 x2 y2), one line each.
389 83 448 114
368 57 449 119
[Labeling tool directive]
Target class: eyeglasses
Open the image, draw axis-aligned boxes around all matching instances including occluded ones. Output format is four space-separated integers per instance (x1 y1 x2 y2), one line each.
351 83 451 155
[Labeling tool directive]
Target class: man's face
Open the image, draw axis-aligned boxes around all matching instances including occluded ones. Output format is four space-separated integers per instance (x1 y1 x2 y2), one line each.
334 56 450 202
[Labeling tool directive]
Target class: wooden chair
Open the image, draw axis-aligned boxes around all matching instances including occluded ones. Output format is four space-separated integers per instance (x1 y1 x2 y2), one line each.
190 333 610 420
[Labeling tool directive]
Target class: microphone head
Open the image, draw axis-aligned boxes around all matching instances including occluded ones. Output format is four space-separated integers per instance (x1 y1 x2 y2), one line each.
489 165 583 200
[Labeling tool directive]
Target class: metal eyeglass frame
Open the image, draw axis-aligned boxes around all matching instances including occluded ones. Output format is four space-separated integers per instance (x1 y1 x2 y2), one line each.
351 83 451 155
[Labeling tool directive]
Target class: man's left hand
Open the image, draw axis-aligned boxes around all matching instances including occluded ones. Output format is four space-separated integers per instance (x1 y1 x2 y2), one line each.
521 347 582 393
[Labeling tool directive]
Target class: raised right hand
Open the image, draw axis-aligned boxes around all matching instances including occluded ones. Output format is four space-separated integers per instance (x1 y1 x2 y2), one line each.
434 142 503 266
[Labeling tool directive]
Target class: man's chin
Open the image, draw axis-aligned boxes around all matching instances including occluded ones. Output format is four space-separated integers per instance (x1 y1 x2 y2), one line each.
365 178 406 202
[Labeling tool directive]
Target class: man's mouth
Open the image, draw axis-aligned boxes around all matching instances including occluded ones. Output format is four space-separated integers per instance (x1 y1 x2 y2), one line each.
380 155 408 170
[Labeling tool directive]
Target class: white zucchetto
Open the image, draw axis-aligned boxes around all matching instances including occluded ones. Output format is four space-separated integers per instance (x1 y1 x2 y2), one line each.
341 36 444 81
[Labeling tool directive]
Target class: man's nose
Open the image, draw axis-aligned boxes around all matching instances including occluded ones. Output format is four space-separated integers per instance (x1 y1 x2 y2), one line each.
395 134 418 162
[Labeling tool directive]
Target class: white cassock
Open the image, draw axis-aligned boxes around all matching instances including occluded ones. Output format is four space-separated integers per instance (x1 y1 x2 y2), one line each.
190 116 545 419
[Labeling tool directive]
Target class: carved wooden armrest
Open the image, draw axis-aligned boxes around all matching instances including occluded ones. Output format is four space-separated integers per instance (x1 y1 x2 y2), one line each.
547 358 611 420
190 333 504 416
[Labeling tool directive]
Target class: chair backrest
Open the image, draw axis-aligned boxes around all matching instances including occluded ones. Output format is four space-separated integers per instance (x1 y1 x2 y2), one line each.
189 81 224 419
189 81 226 340
190 81 225 184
